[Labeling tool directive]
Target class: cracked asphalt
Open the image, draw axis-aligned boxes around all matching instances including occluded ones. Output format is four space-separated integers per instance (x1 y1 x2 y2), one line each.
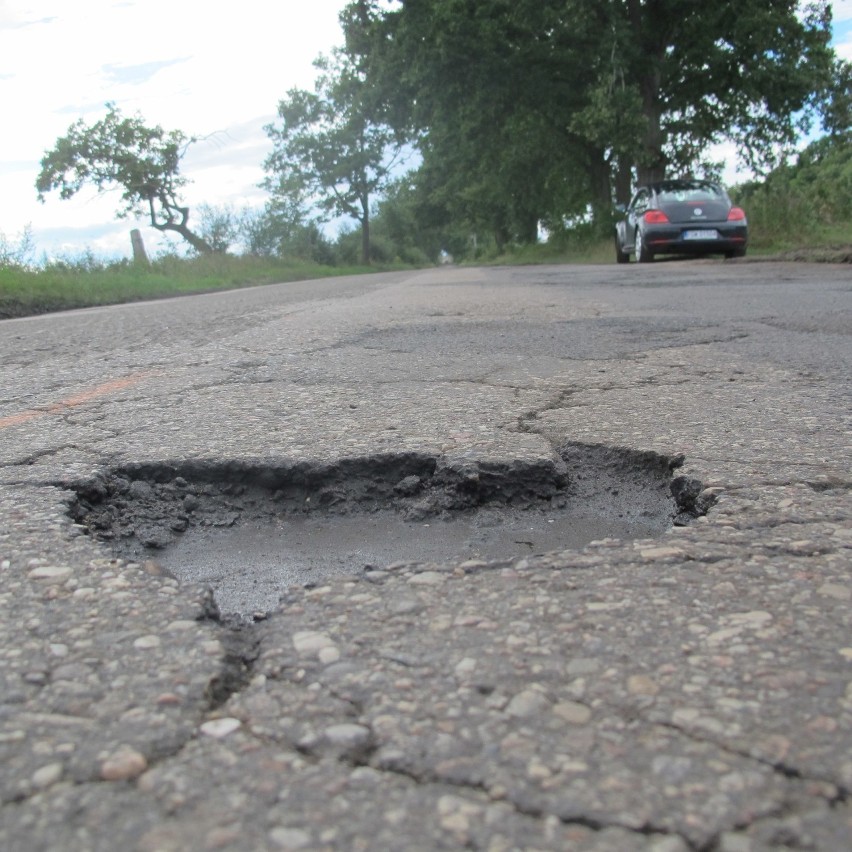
1 261 851 851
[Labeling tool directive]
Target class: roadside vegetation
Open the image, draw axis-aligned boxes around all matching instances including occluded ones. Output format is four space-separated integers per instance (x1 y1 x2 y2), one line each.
731 133 852 255
3 132 851 319
3 2 849 318
0 253 361 320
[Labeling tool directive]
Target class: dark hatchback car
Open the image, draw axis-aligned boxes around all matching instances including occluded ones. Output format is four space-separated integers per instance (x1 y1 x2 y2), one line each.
615 179 748 263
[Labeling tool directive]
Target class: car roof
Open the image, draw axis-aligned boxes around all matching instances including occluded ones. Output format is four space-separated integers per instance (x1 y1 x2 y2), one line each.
643 179 724 193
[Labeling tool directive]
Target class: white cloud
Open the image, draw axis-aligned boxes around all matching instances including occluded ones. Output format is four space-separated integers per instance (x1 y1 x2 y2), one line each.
830 2 852 70
838 36 852 61
0 0 346 258
834 1 852 22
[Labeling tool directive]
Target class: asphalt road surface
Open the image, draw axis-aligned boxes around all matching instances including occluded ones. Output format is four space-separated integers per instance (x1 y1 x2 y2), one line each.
1 260 850 851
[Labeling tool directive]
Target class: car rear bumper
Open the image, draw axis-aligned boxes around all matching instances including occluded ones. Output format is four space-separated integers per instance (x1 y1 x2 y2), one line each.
644 223 748 254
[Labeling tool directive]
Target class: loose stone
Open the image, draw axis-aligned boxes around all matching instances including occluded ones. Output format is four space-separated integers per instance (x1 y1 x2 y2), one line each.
638 546 683 560
31 762 64 789
317 646 341 664
27 566 72 582
553 700 593 725
200 717 242 739
100 748 148 781
268 827 311 849
408 571 446 586
506 688 549 718
628 674 660 696
817 583 850 600
323 723 371 753
292 630 336 656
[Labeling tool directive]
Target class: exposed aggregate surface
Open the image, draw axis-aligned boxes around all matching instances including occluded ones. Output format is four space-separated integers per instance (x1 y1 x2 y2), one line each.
1 262 850 850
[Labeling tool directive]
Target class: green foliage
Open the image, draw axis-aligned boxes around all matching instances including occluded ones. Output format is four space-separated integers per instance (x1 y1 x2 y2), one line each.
0 224 37 271
196 204 241 254
36 104 213 254
0 252 350 320
238 204 337 265
263 50 405 264
623 0 838 179
732 133 852 248
369 176 456 263
817 58 852 137
342 0 842 245
345 0 602 245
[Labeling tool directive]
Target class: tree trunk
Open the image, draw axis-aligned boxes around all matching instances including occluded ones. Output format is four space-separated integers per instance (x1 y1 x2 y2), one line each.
588 149 614 232
148 198 215 254
361 199 371 265
494 223 509 254
154 221 215 254
516 211 539 245
627 0 667 186
614 158 633 206
636 71 667 185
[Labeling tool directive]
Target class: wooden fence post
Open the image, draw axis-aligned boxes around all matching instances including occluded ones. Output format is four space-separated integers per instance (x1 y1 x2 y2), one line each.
130 229 150 265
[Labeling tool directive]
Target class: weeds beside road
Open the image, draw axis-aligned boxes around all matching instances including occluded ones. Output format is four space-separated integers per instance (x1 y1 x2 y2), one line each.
0 254 375 320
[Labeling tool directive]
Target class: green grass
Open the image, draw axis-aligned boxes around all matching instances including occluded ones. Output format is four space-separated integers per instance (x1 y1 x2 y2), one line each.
742 223 852 254
494 238 615 266
0 254 373 320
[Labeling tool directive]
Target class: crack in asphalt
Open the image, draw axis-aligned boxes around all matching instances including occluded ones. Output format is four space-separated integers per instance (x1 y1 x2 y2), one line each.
655 718 849 808
334 731 698 848
1 446 106 474
514 389 580 434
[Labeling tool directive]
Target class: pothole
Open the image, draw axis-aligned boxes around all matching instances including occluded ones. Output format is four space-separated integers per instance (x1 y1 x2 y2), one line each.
65 444 713 619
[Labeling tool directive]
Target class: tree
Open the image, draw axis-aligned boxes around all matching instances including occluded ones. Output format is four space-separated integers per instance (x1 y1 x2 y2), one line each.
820 58 852 137
263 51 405 264
369 174 455 264
36 104 214 254
733 131 852 235
616 0 839 182
196 203 240 254
0 224 37 271
342 0 605 244
238 202 336 264
342 0 842 233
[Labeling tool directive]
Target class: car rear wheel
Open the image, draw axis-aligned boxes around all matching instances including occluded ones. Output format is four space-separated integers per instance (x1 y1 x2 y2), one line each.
615 234 629 264
725 248 747 259
636 228 654 263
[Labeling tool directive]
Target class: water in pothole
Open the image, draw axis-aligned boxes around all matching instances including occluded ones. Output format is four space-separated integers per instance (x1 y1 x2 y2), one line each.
157 507 664 616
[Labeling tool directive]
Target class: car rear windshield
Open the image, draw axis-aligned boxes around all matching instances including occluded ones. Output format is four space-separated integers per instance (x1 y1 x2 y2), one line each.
657 182 725 203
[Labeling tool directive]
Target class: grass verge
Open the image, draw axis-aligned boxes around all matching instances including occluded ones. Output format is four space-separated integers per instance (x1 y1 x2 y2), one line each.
0 255 372 320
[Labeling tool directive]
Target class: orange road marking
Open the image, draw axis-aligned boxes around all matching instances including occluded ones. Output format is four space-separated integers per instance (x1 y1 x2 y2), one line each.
0 372 155 429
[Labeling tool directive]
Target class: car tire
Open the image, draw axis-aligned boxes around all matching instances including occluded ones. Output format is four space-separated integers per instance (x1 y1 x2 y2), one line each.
725 248 747 259
615 234 629 264
636 228 653 263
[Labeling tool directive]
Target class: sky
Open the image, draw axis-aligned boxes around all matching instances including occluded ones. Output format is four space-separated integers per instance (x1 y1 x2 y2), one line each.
1 0 851 263
0 0 348 261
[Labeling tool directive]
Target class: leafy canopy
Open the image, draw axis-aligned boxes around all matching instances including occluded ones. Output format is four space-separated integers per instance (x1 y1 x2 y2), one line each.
263 51 405 264
36 104 213 253
341 0 844 244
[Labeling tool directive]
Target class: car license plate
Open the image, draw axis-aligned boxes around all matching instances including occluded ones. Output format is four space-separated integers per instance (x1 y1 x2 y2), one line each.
683 229 719 240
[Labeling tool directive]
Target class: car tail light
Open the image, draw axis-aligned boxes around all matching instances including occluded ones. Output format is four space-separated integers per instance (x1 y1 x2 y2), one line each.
727 207 746 221
643 209 669 224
